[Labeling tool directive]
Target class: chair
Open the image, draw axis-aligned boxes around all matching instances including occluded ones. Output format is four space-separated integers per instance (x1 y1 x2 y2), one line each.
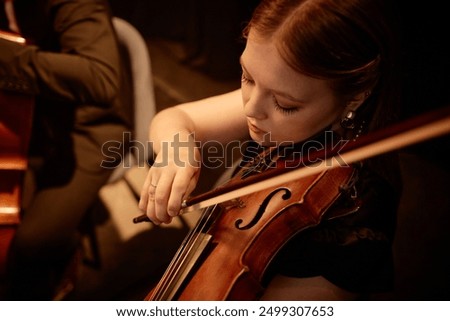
112 16 156 172
79 17 156 268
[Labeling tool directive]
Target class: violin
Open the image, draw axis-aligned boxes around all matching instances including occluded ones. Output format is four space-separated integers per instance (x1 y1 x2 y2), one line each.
0 30 34 277
136 105 450 301
148 160 356 300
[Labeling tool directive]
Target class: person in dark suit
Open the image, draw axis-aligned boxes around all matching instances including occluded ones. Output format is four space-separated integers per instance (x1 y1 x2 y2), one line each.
0 0 130 299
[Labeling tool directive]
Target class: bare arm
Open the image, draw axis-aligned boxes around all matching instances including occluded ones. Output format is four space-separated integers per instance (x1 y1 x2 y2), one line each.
139 89 249 224
150 89 248 149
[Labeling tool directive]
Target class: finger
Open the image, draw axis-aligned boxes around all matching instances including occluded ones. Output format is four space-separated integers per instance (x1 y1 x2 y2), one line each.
145 184 163 225
153 173 175 223
167 169 200 217
138 196 148 214
138 176 151 213
138 169 166 224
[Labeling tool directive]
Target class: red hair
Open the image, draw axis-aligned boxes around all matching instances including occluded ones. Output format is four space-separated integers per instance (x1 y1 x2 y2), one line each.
244 0 400 130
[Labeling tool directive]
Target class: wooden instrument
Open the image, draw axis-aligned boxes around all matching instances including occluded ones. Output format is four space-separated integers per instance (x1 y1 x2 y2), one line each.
0 30 34 276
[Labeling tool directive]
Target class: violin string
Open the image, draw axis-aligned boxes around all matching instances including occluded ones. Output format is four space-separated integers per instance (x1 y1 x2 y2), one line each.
162 204 218 299
151 210 208 299
151 203 219 300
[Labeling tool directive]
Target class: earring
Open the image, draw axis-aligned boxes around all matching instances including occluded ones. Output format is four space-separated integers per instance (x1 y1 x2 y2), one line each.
354 120 366 140
340 110 356 129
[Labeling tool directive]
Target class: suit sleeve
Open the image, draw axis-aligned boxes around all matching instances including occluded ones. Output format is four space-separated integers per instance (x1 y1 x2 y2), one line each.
0 0 120 108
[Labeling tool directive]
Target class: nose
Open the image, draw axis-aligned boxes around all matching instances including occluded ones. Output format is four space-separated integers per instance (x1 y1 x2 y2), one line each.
243 87 268 120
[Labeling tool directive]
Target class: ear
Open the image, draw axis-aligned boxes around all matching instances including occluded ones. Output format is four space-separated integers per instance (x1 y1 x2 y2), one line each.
342 90 371 114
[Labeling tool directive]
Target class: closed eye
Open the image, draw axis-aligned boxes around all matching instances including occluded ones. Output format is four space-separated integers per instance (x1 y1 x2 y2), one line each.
241 72 254 84
272 96 299 115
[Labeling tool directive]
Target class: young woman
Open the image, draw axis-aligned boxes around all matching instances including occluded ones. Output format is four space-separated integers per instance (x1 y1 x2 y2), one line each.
139 0 401 300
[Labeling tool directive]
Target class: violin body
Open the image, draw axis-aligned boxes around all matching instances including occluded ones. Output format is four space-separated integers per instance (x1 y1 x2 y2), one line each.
146 163 357 301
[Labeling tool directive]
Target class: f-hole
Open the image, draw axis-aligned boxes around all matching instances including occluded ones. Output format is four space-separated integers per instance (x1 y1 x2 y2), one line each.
235 187 292 230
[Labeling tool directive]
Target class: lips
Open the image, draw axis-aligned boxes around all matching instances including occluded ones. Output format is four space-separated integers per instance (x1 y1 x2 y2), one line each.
247 121 265 134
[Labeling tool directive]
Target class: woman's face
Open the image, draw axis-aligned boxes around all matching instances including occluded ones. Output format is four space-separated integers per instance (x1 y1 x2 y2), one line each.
240 32 344 146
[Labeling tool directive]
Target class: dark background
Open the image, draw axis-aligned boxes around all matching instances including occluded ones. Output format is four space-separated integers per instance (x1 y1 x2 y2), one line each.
107 0 450 110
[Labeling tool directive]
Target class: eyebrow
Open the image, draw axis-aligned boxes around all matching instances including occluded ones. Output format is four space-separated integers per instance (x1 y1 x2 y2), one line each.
273 89 307 104
239 56 307 104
